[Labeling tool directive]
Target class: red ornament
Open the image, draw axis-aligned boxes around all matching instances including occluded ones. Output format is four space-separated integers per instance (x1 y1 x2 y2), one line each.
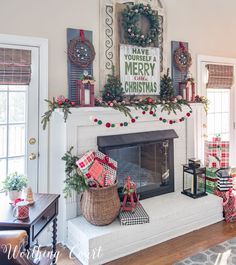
131 118 136 123
169 120 173 124
106 122 111 128
94 118 98 123
120 123 124 127
149 111 154 115
58 100 63 105
148 98 153 103
71 101 76 106
186 112 191 117
142 111 146 115
179 118 183 122
159 117 163 121
65 98 69 102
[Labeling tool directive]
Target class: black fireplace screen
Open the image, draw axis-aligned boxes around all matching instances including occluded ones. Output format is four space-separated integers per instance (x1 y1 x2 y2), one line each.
98 130 177 199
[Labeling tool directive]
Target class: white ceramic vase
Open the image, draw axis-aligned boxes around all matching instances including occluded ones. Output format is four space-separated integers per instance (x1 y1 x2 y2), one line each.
9 190 22 202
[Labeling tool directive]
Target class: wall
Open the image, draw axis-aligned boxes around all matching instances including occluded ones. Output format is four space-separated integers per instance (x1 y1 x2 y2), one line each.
1 0 236 96
0 0 100 98
165 0 236 78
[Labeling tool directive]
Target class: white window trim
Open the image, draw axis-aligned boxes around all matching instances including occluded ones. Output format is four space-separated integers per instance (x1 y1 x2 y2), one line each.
0 34 49 192
197 55 236 165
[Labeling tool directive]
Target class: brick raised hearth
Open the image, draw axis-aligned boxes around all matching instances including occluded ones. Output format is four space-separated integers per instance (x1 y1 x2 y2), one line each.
49 104 223 265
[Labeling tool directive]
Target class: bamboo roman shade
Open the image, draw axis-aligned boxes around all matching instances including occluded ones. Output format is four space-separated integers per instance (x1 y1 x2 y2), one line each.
0 47 32 85
206 64 234 89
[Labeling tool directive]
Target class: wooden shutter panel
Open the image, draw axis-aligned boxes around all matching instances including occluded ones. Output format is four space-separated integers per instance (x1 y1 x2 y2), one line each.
206 64 234 89
0 48 31 85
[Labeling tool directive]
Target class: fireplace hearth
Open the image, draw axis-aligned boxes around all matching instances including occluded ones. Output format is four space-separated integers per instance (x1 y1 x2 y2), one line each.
98 130 178 199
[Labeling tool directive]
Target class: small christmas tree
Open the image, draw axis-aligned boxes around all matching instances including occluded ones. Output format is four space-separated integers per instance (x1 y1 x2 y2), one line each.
160 68 175 100
102 65 124 102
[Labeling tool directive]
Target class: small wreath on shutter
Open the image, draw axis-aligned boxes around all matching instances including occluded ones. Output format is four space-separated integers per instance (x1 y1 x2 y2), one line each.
122 3 159 47
68 31 95 68
174 43 192 72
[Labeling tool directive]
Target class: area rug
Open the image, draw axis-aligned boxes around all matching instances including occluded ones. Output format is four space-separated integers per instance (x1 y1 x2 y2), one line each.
175 237 236 265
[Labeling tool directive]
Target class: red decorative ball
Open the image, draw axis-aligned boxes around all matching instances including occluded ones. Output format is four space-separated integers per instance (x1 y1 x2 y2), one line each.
148 98 153 103
159 117 163 121
169 120 173 124
142 111 146 115
186 112 191 117
65 98 69 102
149 111 154 115
179 118 183 122
131 118 136 123
106 122 111 128
120 123 124 127
94 118 98 123
71 101 76 106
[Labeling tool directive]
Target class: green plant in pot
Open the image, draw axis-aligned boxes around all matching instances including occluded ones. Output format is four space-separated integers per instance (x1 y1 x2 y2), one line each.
2 172 28 202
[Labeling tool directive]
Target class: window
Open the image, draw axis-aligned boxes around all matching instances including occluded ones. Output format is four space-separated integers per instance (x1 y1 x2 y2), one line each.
0 85 28 189
207 88 230 141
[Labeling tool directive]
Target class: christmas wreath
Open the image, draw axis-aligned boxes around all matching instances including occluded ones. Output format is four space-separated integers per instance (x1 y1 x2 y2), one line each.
122 3 159 47
68 30 95 68
174 42 192 72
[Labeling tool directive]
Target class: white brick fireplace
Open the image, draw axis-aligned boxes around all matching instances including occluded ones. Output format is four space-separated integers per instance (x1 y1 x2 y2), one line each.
49 104 223 265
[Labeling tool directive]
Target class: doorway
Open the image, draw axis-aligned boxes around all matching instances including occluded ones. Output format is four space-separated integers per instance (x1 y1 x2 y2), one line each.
0 35 48 193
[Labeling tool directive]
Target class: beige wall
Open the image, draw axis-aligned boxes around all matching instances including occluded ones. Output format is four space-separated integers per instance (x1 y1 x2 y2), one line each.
165 0 236 77
0 0 100 98
1 0 236 96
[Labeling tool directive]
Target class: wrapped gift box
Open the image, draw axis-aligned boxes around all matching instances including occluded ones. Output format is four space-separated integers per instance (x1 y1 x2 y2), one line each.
119 203 149 226
204 140 229 168
76 151 95 178
199 168 218 194
76 150 118 187
94 151 117 186
216 168 233 192
215 190 236 222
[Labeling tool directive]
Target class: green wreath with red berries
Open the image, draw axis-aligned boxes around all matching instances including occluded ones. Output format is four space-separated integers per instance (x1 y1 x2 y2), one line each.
122 3 159 47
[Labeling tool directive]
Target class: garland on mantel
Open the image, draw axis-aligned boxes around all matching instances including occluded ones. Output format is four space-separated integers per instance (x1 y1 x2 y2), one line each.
90 108 193 129
41 95 210 130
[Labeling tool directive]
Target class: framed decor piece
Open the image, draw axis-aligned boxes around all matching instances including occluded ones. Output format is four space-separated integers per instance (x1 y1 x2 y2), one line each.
120 44 160 95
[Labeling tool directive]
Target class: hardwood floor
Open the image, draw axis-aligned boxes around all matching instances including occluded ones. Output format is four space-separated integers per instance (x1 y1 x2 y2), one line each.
57 221 236 265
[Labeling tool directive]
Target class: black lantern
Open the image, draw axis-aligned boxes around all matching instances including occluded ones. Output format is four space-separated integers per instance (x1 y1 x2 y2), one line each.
182 159 208 199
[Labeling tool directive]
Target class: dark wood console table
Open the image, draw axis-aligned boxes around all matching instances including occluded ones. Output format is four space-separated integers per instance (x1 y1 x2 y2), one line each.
0 193 60 265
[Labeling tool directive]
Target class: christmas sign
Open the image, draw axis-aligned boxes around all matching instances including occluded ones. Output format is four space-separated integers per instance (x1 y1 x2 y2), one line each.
120 44 160 95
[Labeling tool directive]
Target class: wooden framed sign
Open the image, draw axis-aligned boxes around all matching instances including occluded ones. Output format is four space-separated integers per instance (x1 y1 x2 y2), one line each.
120 44 160 95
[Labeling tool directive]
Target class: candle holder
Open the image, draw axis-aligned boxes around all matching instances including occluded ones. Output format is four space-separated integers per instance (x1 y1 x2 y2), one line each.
182 159 207 199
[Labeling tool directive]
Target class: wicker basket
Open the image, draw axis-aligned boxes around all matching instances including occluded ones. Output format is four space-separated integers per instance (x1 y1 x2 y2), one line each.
80 183 120 226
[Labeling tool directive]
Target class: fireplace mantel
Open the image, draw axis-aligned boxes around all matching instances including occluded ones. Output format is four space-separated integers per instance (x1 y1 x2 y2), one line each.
49 103 207 243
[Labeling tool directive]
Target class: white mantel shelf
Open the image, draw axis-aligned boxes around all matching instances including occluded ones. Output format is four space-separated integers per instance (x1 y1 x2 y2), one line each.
49 103 208 247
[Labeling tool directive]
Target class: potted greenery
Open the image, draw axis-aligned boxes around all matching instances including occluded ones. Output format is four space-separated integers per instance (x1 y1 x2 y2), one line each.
2 172 28 201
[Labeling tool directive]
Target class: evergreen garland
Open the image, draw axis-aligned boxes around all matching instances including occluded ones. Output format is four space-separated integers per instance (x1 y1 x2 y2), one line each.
160 68 175 100
102 66 125 102
62 147 88 198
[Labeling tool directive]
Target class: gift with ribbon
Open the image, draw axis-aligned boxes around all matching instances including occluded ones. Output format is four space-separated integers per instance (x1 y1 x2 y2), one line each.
204 138 229 168
215 189 236 222
76 151 95 178
88 160 106 187
94 151 117 186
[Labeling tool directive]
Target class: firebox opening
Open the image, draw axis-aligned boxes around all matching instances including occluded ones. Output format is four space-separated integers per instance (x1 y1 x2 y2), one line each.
97 130 178 200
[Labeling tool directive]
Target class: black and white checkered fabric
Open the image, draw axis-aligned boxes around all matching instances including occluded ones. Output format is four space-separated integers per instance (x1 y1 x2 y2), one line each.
119 204 149 226
216 168 232 191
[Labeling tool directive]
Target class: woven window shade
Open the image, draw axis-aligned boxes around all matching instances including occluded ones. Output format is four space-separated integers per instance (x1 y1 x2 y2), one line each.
0 48 31 85
206 64 234 89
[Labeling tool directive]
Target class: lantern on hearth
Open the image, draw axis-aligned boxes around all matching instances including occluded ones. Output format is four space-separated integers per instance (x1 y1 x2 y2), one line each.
182 158 208 199
76 78 95 107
